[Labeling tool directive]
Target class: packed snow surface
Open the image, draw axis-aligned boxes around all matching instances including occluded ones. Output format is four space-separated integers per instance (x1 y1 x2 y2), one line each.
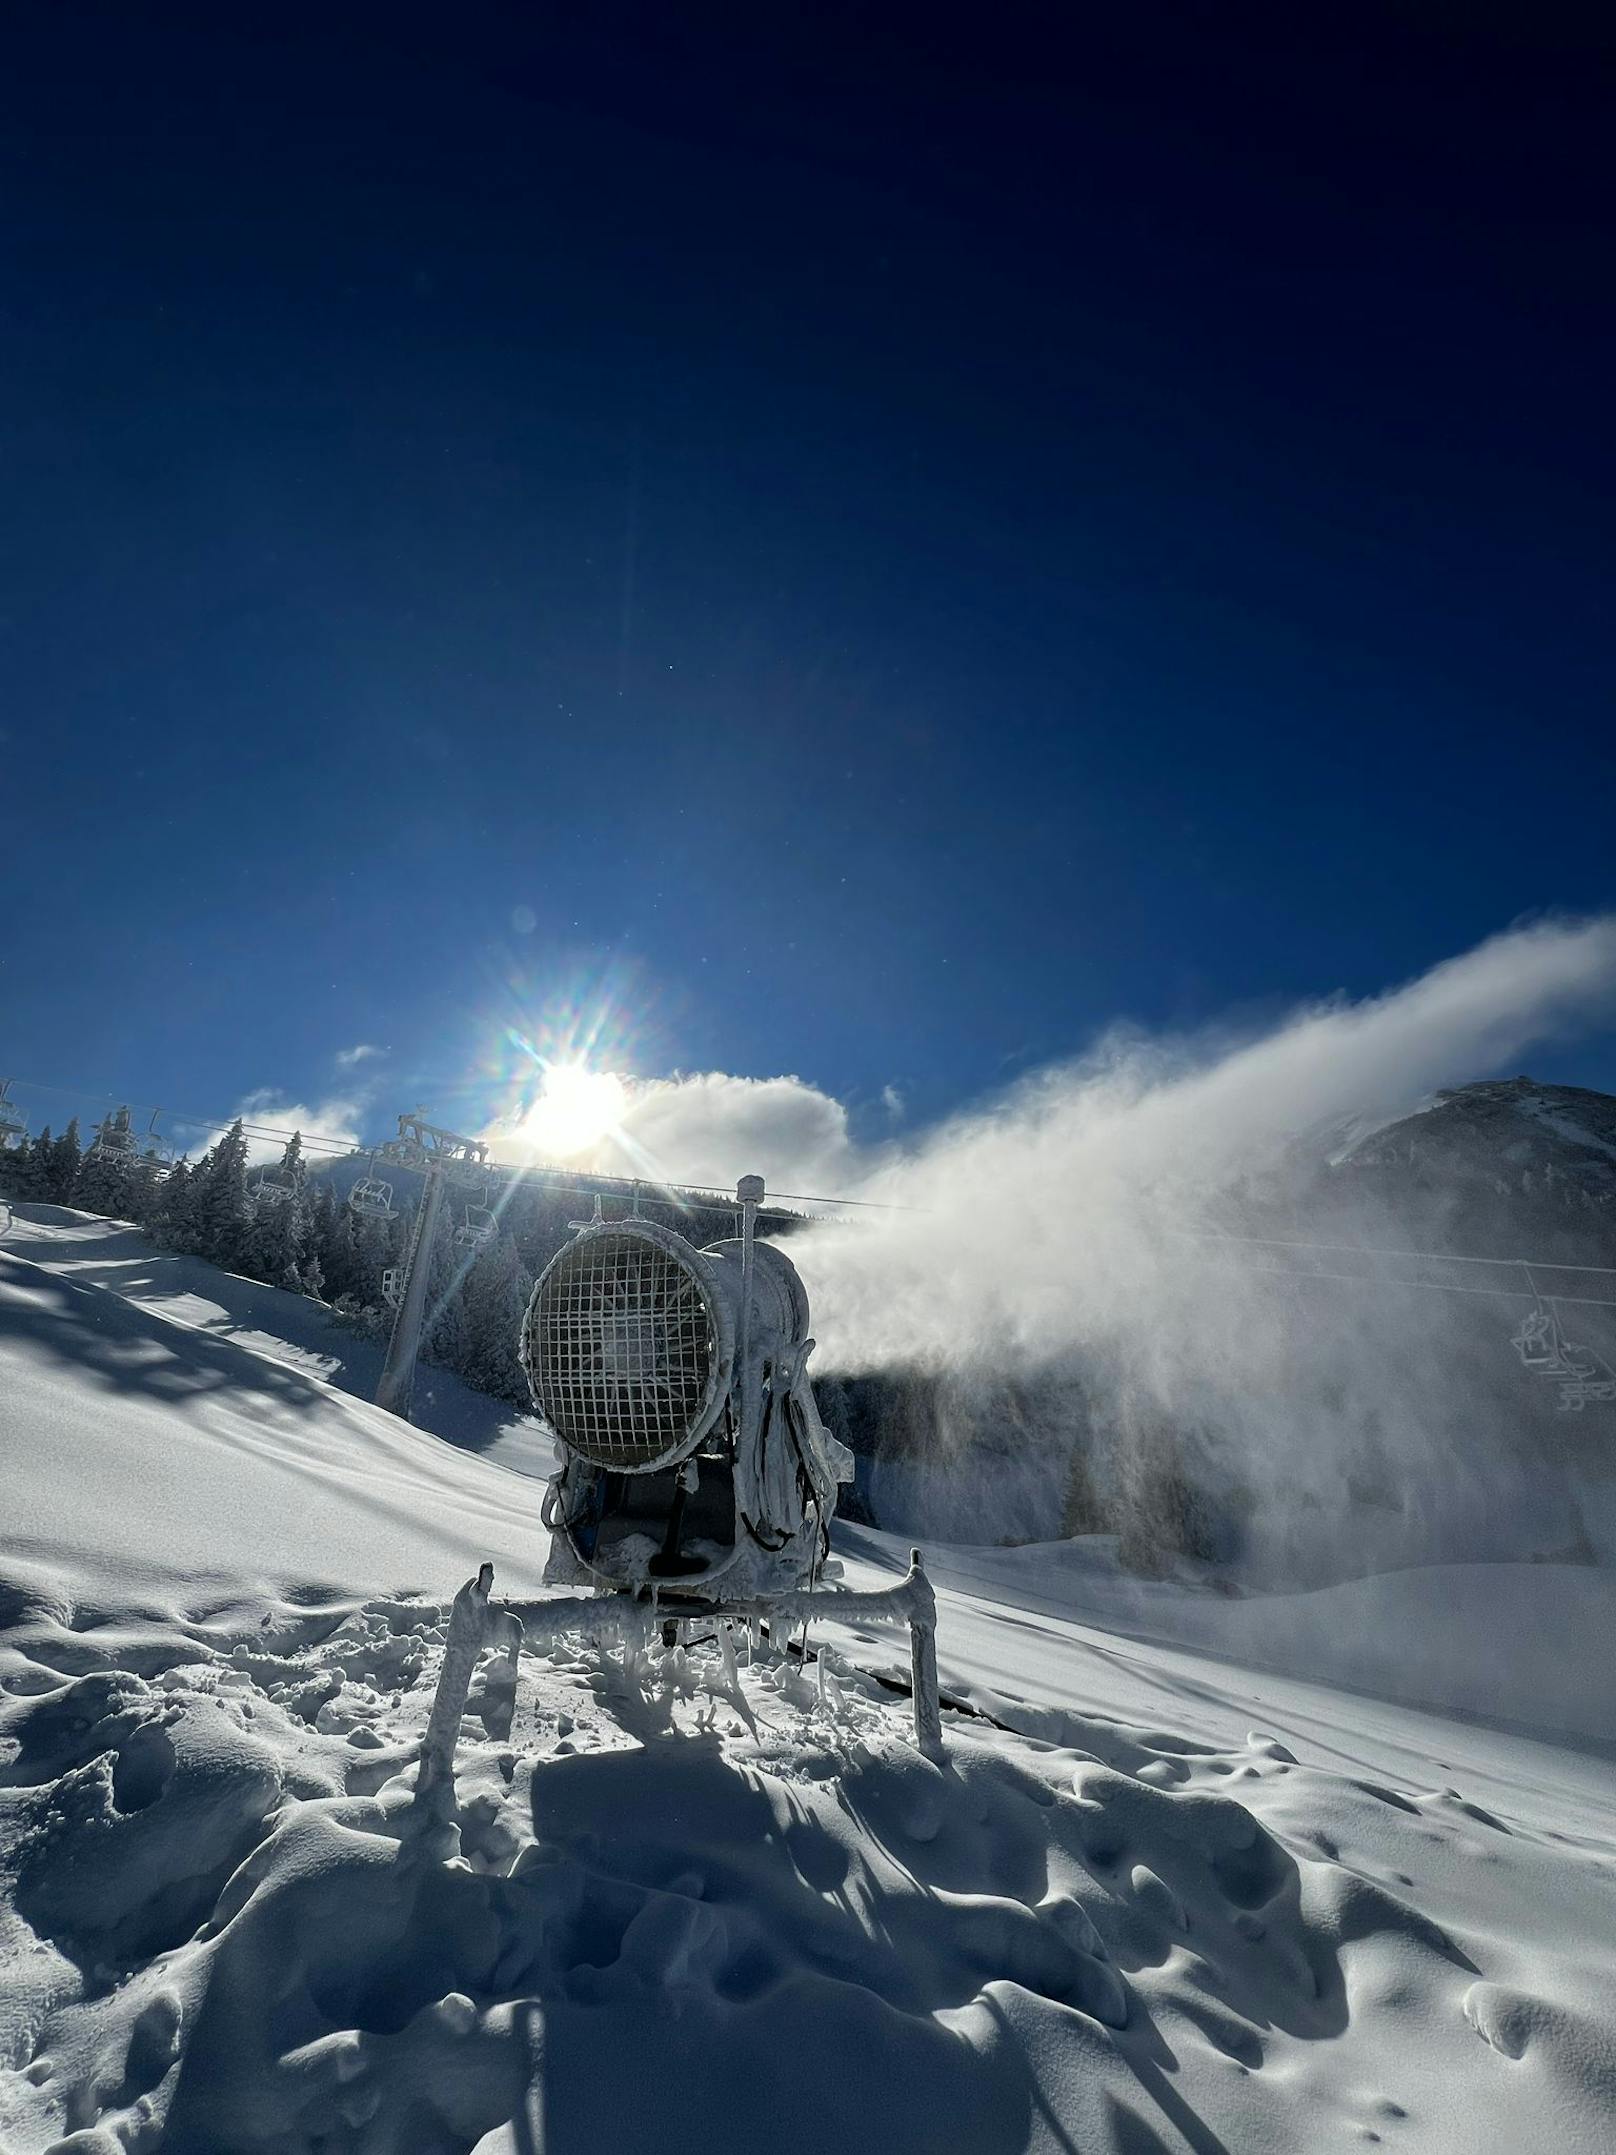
2 1226 1615 2152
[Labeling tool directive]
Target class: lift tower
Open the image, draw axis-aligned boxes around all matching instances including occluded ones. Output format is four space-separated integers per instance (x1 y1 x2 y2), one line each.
373 1111 492 1420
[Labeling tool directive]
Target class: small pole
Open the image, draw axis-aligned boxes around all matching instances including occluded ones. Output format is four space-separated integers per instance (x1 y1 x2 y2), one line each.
907 1547 945 1763
736 1174 764 1467
409 1562 495 1856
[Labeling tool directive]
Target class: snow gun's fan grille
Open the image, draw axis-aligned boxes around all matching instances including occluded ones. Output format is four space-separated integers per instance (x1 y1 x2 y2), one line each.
528 1229 718 1470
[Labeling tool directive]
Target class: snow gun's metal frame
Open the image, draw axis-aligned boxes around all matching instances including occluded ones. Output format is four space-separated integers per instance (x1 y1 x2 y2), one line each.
413 1549 945 1827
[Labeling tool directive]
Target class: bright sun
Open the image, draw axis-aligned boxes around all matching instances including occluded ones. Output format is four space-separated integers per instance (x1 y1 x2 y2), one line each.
517 1063 627 1160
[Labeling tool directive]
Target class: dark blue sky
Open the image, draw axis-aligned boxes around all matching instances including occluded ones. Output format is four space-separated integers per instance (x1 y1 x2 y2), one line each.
4 4 1613 1157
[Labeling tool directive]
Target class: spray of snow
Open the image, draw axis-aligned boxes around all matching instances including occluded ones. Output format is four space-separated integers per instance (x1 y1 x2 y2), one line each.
796 917 1616 1369
788 917 1616 1572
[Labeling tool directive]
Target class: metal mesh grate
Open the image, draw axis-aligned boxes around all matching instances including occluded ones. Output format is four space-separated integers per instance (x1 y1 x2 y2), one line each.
529 1229 717 1469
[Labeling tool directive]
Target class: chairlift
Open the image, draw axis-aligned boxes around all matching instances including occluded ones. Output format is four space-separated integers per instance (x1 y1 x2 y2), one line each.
0 1086 23 1151
348 1153 396 1221
93 1107 139 1157
456 1200 497 1253
251 1168 297 1209
1511 1298 1614 1411
140 1110 175 1174
381 1265 404 1311
1511 1303 1576 1375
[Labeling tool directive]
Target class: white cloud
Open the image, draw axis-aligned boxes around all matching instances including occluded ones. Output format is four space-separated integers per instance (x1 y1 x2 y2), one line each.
484 1071 882 1199
206 1089 366 1167
334 1043 385 1070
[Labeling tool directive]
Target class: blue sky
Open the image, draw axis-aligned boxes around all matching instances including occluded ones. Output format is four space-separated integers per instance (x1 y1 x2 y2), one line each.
3 6 1613 1178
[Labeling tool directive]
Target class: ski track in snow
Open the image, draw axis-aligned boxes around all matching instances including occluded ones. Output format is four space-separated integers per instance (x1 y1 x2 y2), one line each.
2 1220 1615 2152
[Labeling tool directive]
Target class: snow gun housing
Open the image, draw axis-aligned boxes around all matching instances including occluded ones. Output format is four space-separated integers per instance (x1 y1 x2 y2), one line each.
522 1175 854 1604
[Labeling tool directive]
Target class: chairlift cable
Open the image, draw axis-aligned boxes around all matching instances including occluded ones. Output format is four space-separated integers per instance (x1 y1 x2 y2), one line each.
1174 1226 1616 1277
1231 1261 1616 1309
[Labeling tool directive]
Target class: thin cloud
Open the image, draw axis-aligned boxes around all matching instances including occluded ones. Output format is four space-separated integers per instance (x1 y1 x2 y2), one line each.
335 1043 386 1070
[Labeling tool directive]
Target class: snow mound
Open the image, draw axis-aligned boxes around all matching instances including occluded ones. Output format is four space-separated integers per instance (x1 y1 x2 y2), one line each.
3 1591 1615 2153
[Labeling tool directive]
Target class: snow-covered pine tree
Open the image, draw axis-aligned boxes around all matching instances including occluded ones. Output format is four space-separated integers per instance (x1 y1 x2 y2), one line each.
126 1149 169 1226
425 1211 471 1371
0 1129 43 1200
188 1120 251 1268
303 1181 336 1300
152 1157 197 1249
242 1132 313 1289
457 1235 534 1403
46 1120 83 1203
74 1139 135 1221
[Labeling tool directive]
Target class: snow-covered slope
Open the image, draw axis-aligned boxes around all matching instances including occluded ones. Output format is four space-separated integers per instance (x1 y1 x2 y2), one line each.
1330 1075 1616 1236
0 1203 554 1481
3 1241 1615 2152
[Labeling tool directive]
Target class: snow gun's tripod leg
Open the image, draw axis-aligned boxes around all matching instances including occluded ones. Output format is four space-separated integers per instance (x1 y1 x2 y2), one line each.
908 1548 945 1764
408 1561 495 1856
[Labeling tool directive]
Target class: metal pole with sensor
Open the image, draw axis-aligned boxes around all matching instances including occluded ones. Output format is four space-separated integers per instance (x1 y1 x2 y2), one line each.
736 1172 764 1471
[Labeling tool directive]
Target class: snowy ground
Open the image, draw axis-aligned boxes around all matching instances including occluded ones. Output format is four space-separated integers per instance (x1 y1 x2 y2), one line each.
0 1206 554 1481
3 1224 1615 2152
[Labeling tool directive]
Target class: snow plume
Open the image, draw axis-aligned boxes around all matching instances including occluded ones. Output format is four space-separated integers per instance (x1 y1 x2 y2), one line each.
790 917 1616 1574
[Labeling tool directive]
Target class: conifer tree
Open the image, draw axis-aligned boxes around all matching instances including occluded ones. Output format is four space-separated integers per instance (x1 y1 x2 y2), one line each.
0 1130 42 1201
47 1120 82 1203
153 1157 197 1249
127 1150 169 1226
74 1140 135 1220
189 1120 251 1268
28 1128 54 1200
243 1132 312 1289
425 1213 471 1371
457 1236 534 1402
316 1195 363 1303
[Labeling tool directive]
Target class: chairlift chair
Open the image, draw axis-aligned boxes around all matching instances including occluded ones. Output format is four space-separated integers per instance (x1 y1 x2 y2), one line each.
1512 1303 1571 1374
456 1200 497 1252
348 1153 396 1221
1512 1298 1612 1408
93 1108 138 1157
251 1168 296 1208
140 1111 175 1174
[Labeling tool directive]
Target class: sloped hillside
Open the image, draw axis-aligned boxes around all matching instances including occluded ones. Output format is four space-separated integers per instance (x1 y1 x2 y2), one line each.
1326 1076 1616 1251
0 1203 554 1481
3 1238 1616 2152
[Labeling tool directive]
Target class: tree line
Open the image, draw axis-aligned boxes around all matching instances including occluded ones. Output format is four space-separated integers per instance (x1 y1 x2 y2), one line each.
0 1111 536 1403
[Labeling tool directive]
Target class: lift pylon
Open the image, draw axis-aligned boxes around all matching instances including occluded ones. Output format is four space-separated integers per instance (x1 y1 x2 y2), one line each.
373 1112 492 1419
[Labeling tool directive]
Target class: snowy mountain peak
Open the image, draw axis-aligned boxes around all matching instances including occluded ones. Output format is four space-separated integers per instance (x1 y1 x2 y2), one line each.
1335 1075 1616 1213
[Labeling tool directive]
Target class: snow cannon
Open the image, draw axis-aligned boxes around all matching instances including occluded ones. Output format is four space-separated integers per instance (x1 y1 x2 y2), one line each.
522 1175 853 1602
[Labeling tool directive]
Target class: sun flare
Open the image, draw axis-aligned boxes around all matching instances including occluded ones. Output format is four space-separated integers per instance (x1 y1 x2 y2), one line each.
516 1063 627 1159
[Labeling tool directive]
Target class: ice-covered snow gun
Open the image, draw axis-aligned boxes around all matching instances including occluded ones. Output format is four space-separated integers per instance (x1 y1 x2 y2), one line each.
420 1176 945 1783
